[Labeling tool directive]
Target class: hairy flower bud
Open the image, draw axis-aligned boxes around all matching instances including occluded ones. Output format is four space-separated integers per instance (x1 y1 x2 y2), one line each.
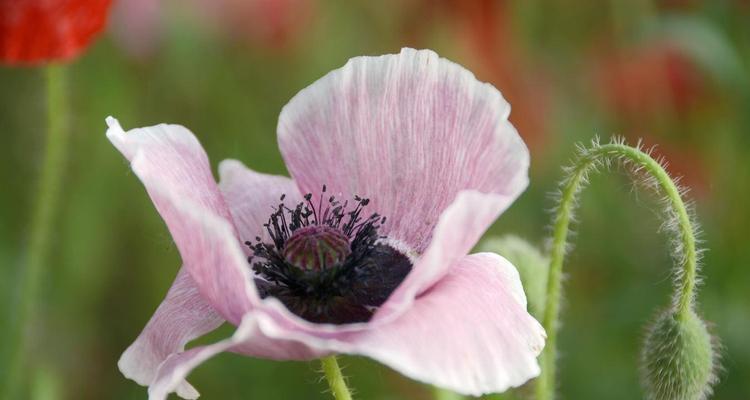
641 309 717 400
478 235 549 318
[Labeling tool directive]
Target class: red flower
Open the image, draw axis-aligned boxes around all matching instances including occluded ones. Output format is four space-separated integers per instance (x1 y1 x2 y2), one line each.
0 0 112 65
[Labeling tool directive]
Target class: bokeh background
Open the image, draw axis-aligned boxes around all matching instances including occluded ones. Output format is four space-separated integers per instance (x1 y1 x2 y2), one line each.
1 0 749 399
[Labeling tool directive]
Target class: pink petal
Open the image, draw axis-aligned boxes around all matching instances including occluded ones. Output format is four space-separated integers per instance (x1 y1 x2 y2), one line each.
146 183 259 324
106 117 232 224
376 190 512 319
148 325 249 400
216 160 343 337
257 253 545 396
148 313 329 400
118 268 224 399
224 190 514 338
144 254 544 398
106 117 255 323
348 253 546 395
217 159 370 335
217 159 302 248
278 48 529 252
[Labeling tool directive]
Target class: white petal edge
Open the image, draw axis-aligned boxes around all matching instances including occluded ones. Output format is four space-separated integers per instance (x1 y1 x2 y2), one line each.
119 268 224 399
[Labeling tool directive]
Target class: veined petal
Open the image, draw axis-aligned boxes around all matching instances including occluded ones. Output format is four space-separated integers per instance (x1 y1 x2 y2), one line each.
107 117 255 323
106 117 233 224
225 190 511 337
217 159 303 249
148 313 329 400
144 183 258 323
255 253 546 396
145 254 544 398
348 253 545 395
118 268 224 399
375 190 511 320
278 48 529 252
147 322 252 400
216 160 356 335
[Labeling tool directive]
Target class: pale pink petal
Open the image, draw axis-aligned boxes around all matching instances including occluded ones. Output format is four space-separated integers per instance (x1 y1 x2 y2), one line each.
227 190 512 337
106 117 233 224
255 253 545 396
146 254 544 398
216 160 350 336
106 117 255 323
376 190 511 320
147 321 254 400
349 253 545 395
217 159 303 247
118 268 224 399
148 313 329 400
144 184 258 324
278 48 529 252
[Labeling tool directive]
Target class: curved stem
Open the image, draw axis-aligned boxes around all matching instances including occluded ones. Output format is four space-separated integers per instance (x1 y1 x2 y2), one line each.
535 142 699 400
2 65 69 399
321 356 353 400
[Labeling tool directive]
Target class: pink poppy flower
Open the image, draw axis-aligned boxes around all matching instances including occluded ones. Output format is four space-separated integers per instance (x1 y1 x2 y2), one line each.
108 48 545 399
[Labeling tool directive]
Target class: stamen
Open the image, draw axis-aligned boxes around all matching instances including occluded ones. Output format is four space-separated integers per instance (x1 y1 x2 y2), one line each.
245 185 411 325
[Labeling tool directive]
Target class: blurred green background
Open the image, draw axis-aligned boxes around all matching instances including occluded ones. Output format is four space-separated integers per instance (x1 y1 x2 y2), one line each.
1 0 749 399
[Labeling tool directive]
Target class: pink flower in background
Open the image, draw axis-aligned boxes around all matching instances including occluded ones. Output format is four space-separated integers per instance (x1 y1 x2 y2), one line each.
109 0 161 59
109 0 313 58
108 48 545 399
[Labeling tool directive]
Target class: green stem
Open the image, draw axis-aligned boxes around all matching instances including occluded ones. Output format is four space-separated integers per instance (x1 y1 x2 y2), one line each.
2 65 69 399
535 143 699 400
432 387 464 400
321 356 353 400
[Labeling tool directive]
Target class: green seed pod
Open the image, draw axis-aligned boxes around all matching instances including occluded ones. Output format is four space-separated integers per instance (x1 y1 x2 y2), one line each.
478 235 549 318
641 309 717 400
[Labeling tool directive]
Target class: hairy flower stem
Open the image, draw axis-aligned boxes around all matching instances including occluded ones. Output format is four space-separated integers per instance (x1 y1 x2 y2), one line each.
2 66 69 399
321 356 353 400
535 142 700 400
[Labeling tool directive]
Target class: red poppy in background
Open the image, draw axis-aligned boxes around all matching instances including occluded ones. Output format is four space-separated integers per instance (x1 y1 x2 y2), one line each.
0 0 112 64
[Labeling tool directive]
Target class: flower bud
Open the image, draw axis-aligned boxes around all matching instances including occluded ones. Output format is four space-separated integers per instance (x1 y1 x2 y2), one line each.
478 235 549 318
641 309 717 400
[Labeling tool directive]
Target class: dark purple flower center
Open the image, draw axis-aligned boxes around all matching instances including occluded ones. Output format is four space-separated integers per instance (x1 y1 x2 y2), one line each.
246 186 412 325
